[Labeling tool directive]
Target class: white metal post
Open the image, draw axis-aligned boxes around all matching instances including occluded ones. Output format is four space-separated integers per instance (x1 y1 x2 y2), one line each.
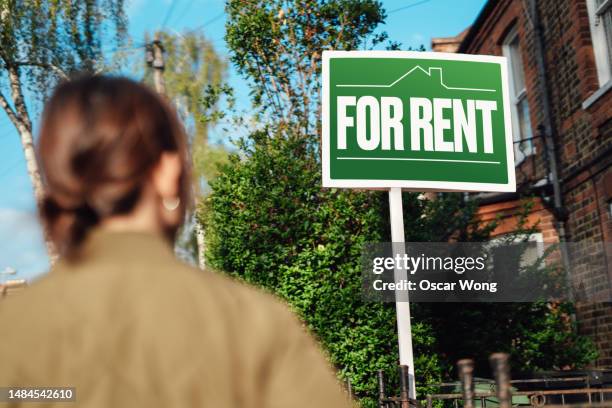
388 187 416 399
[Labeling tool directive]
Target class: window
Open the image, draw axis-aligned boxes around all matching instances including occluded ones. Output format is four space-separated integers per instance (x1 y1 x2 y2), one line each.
502 27 534 163
488 232 545 269
587 0 612 86
518 232 545 269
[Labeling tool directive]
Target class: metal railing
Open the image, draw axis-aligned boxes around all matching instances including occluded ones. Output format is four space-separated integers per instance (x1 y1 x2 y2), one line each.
377 354 612 408
377 365 422 408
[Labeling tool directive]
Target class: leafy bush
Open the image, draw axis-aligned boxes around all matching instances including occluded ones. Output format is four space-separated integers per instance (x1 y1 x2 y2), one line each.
201 130 597 406
202 132 444 406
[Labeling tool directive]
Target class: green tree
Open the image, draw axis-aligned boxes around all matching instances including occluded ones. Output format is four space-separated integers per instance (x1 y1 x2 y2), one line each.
203 132 449 407
143 30 228 188
207 2 443 406
225 0 386 137
141 30 230 267
0 0 127 255
417 201 597 376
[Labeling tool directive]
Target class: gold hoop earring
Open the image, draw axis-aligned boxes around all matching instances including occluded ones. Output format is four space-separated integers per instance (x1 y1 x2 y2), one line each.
162 196 180 211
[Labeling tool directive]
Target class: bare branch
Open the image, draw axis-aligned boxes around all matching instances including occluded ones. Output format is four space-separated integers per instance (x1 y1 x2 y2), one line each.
0 89 23 131
7 65 32 132
14 61 70 80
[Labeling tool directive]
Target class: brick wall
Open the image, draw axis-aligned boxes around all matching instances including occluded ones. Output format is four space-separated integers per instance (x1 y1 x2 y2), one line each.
477 197 558 240
431 27 469 53
458 0 612 366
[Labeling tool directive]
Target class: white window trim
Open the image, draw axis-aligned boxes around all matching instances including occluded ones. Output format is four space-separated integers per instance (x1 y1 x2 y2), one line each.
488 232 546 269
526 232 545 261
586 0 612 86
502 26 534 165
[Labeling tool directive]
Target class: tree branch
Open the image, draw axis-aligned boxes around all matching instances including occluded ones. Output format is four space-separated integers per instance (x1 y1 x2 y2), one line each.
0 89 25 131
7 65 32 132
14 61 69 80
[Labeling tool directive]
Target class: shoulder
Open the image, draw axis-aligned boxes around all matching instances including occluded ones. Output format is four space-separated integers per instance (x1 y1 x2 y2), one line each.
171 261 300 329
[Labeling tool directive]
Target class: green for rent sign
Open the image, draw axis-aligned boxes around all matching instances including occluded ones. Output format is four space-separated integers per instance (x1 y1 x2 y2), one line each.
321 51 516 192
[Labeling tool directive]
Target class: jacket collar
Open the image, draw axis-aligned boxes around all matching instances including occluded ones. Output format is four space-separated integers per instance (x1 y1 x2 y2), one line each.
76 228 175 264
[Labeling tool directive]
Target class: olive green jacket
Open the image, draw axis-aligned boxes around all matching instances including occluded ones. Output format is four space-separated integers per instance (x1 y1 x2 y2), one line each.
0 230 351 407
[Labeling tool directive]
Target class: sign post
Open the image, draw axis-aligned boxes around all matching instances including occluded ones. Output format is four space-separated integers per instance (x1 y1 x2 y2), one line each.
389 186 415 397
322 50 515 399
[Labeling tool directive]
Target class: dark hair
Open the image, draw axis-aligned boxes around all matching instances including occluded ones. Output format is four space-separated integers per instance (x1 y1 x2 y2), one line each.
38 75 191 256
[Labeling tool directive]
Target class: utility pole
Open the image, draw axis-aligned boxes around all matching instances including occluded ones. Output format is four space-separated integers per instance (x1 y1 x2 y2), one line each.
147 33 166 96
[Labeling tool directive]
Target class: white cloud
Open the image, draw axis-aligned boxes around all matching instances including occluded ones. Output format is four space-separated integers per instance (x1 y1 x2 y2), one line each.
0 208 49 282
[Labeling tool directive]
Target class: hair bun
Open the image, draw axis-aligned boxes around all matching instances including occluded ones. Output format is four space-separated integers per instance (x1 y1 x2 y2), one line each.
42 196 100 256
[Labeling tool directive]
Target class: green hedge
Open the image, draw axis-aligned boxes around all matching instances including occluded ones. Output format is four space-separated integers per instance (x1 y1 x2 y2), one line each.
202 132 444 406
201 130 596 406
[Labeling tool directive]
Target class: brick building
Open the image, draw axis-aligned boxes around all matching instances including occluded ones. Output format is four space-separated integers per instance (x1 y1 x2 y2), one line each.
430 27 469 53
433 0 612 366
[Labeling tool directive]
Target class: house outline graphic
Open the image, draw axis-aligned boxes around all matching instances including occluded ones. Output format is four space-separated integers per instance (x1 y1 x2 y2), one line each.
335 65 496 93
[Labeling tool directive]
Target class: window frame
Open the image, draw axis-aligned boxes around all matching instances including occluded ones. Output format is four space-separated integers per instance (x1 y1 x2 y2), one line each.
487 232 546 270
501 26 534 164
586 0 612 87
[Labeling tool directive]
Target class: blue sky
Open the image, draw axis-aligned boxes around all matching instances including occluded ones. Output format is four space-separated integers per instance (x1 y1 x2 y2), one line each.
0 0 486 282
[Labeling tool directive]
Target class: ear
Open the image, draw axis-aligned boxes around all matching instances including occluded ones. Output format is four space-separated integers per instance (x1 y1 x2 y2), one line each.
151 152 182 199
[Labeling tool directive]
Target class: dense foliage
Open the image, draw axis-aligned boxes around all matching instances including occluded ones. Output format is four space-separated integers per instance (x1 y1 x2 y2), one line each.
225 0 386 137
0 0 127 92
202 133 596 406
422 301 597 375
202 132 445 406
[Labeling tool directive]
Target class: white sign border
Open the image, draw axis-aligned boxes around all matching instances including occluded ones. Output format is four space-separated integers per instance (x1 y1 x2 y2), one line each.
321 50 516 193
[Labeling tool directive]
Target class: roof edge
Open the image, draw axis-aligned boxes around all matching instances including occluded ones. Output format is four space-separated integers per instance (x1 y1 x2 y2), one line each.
458 0 498 53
